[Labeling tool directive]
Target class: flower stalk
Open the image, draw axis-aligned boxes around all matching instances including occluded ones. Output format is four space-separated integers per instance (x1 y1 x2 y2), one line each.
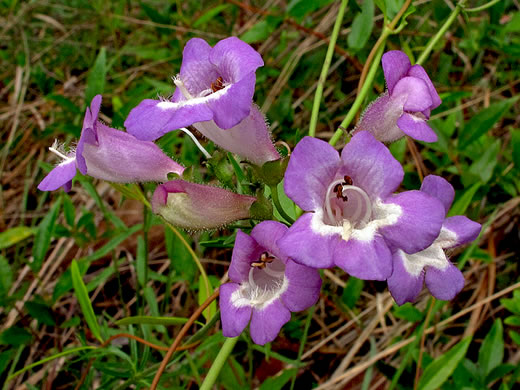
416 1 465 65
309 0 349 138
329 43 386 146
199 336 240 390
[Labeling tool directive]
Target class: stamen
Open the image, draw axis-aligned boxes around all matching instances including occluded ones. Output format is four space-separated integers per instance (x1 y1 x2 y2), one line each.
211 76 225 92
176 128 211 159
48 140 75 163
49 145 69 161
324 179 373 227
324 179 348 225
173 76 194 100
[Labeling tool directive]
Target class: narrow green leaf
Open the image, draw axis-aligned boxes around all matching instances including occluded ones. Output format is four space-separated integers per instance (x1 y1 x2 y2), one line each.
510 330 520 345
193 4 231 27
287 0 334 20
115 315 203 327
53 260 89 301
0 326 32 346
71 260 102 342
342 276 364 309
136 235 146 287
448 183 480 217
85 47 107 103
62 194 76 227
459 98 517 148
83 224 142 263
348 0 374 50
418 337 472 390
199 276 216 322
0 349 14 377
0 226 35 250
468 139 500 183
511 129 520 170
504 316 520 326
0 256 13 298
165 227 196 282
7 346 95 381
393 303 424 322
504 12 520 32
240 17 282 44
486 364 515 385
259 368 298 390
478 319 504 377
25 301 55 326
32 197 62 271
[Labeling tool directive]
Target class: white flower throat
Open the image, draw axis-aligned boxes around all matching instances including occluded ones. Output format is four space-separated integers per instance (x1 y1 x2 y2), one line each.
231 252 287 309
174 75 229 100
323 176 373 239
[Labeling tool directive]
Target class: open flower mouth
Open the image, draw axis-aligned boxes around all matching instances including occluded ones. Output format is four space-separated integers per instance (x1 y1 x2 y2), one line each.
174 75 230 100
323 176 373 240
239 255 287 308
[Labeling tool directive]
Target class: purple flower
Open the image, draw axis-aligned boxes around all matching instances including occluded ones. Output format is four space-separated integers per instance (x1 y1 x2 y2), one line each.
124 37 279 165
152 180 257 230
388 175 481 305
220 221 322 345
38 95 184 192
192 104 279 165
277 132 446 281
355 50 441 143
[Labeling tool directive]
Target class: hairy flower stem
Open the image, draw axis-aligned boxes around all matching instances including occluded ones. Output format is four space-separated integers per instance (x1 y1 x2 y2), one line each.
309 0 349 137
200 336 240 390
150 288 220 390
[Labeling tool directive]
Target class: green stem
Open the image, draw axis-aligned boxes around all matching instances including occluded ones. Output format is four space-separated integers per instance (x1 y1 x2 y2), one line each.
416 1 465 65
329 41 387 146
270 185 295 224
111 182 211 319
309 0 349 137
200 336 239 390
290 306 315 390
413 297 436 390
162 220 211 315
465 0 500 12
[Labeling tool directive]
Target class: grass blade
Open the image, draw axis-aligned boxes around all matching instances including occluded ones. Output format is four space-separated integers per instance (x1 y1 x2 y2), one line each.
71 260 102 343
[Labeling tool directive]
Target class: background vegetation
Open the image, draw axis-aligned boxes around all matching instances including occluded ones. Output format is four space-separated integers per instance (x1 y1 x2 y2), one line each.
0 0 519 388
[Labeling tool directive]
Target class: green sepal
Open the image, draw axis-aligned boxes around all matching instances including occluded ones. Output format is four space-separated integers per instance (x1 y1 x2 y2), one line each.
206 151 235 188
253 157 289 186
249 190 273 221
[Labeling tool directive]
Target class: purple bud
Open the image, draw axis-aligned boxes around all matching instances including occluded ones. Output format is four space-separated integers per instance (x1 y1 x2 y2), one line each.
152 180 257 230
355 50 441 143
38 95 184 192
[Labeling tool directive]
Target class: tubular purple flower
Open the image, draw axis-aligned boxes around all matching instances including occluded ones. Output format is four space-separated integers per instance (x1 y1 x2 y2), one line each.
37 95 184 192
124 37 279 165
152 180 257 230
220 221 322 345
277 132 446 281
355 50 442 143
191 105 280 165
387 175 481 305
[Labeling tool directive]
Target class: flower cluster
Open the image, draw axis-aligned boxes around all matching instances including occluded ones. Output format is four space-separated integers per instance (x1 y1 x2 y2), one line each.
38 37 481 346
